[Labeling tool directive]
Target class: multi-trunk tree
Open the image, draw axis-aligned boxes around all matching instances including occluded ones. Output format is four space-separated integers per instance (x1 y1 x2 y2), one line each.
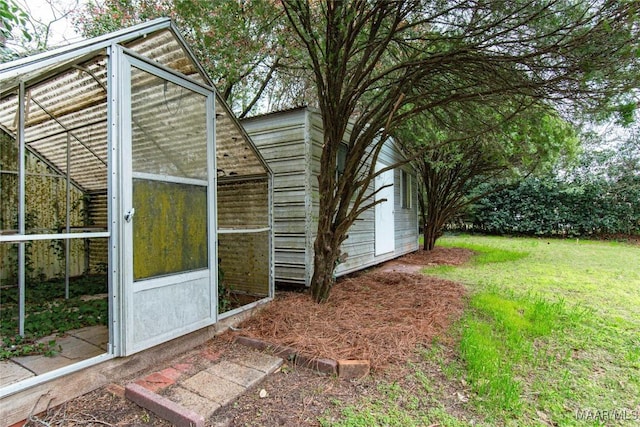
281 0 639 301
396 105 579 250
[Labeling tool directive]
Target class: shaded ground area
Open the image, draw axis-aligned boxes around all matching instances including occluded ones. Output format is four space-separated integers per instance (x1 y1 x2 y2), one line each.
597 232 640 246
211 340 473 427
27 247 474 427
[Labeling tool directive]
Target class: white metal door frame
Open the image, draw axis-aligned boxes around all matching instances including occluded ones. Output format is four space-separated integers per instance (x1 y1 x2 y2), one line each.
117 48 217 355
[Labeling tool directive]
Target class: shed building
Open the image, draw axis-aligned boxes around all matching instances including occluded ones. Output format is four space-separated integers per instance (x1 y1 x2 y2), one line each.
241 107 419 287
0 19 273 425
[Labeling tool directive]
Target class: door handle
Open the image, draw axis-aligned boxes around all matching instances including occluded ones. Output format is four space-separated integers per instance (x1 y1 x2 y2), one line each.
124 208 135 223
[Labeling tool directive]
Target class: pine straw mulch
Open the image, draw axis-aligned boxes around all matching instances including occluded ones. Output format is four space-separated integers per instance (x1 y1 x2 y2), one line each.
230 247 472 370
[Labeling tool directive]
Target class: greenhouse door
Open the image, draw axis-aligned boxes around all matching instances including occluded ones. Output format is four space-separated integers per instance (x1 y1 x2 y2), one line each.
121 53 216 355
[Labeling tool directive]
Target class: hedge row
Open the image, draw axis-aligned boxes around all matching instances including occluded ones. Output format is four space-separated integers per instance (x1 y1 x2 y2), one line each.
464 178 640 237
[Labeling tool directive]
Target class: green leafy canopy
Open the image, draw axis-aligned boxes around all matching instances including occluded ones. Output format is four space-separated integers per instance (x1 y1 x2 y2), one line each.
0 0 32 61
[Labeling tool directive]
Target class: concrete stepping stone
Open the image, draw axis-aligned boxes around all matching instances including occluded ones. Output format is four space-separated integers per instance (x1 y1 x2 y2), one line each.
231 350 283 374
167 387 221 419
125 349 283 426
12 335 104 374
0 361 35 387
206 360 264 388
181 371 246 407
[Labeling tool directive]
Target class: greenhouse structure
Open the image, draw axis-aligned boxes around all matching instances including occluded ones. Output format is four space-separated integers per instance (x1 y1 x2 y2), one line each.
0 18 273 423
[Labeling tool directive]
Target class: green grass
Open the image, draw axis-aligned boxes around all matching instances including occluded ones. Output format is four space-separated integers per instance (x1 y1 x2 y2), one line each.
427 235 640 426
324 235 640 426
432 235 640 325
456 290 589 421
319 379 472 427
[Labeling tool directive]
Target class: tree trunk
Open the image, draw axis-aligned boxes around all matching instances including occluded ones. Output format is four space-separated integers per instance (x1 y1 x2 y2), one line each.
417 178 428 245
423 205 443 251
423 220 439 251
309 154 344 302
310 226 341 303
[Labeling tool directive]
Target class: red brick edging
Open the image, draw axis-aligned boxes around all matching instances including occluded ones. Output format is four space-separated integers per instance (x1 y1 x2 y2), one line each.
125 383 204 427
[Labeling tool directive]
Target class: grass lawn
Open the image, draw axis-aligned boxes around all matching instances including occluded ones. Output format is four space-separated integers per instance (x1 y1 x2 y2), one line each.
326 235 640 426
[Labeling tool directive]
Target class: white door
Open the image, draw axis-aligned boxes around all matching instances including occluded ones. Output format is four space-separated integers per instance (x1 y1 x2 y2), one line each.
121 52 216 355
375 164 395 256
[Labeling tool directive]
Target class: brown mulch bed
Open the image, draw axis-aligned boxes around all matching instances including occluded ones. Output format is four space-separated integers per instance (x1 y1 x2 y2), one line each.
232 248 470 370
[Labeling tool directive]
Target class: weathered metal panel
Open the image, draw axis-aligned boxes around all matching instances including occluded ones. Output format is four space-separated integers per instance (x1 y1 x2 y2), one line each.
308 112 324 181
273 265 307 285
217 178 270 296
273 204 308 219
217 179 269 229
125 29 206 85
132 274 211 346
273 218 306 234
274 249 306 265
87 192 108 274
273 189 306 204
252 141 307 166
274 234 306 248
242 109 309 285
272 173 306 191
216 102 268 178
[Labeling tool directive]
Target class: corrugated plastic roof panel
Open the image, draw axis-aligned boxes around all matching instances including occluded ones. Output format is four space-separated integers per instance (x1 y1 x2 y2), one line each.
0 18 268 193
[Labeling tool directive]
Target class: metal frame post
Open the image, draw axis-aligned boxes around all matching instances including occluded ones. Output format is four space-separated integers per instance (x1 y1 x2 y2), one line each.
17 83 26 336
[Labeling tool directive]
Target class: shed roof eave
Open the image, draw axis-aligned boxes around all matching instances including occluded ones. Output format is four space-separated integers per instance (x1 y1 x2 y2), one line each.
239 105 311 123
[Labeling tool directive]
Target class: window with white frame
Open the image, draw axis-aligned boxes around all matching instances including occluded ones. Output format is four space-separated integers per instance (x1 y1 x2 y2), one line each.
401 170 412 209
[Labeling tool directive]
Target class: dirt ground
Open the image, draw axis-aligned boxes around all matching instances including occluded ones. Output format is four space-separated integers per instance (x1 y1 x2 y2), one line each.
26 247 474 427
